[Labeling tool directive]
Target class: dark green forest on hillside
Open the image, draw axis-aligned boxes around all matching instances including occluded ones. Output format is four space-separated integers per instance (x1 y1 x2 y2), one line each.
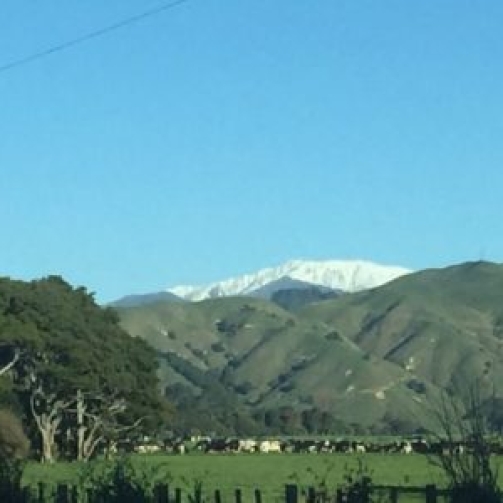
0 276 169 463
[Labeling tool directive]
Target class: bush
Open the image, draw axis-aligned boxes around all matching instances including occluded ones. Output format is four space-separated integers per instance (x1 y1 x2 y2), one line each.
0 409 30 460
449 483 501 503
0 409 29 503
210 342 225 353
430 384 502 503
79 456 171 503
339 458 374 503
181 474 209 503
0 459 25 503
288 458 375 502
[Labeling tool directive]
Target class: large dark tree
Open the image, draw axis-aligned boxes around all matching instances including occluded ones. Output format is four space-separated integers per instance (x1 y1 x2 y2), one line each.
0 276 169 462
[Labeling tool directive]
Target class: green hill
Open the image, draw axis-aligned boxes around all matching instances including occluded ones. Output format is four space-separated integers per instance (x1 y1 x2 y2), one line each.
117 261 503 435
302 261 503 390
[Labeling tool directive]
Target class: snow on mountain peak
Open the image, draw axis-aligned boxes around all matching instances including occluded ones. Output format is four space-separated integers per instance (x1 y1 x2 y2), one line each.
168 259 412 301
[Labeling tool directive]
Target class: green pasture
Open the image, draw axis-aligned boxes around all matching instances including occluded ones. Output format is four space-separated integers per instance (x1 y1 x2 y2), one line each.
23 453 455 501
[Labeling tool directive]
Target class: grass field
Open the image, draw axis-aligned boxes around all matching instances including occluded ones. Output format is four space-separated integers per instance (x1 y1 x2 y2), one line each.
22 453 453 502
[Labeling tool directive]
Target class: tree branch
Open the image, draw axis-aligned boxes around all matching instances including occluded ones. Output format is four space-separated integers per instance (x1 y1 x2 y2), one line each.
0 347 20 376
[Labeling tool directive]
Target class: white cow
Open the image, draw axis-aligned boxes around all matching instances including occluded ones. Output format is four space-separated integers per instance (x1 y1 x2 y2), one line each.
238 439 258 453
135 444 161 454
355 443 366 454
259 439 282 453
402 441 413 454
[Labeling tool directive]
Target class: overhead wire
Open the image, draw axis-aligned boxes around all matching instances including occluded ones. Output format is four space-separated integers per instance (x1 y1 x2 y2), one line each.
0 0 190 74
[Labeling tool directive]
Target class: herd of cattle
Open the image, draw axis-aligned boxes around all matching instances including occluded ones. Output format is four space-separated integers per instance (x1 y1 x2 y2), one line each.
130 436 503 456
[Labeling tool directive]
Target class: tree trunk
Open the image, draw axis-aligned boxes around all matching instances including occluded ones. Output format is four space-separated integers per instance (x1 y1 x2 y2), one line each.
76 390 86 461
41 430 54 463
39 416 59 463
30 389 68 463
82 424 103 460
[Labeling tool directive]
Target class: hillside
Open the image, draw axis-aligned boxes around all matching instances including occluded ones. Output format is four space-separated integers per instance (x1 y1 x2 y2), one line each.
109 291 183 308
302 261 503 391
117 261 503 435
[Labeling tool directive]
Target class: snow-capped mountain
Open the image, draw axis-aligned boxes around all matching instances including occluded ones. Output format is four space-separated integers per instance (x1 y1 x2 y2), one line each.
168 259 412 301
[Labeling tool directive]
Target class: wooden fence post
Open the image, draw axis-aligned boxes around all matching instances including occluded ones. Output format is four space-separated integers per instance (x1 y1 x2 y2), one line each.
174 487 182 503
69 485 78 503
306 487 316 503
235 488 242 503
154 483 169 503
425 484 437 503
336 488 344 503
37 482 46 503
55 484 68 503
214 489 222 503
20 486 31 503
254 488 262 503
389 487 398 503
285 484 298 503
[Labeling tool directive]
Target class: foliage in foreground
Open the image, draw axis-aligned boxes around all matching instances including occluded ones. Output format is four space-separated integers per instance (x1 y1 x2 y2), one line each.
430 384 502 503
0 409 29 503
289 457 375 503
0 458 25 503
79 456 172 503
0 409 30 461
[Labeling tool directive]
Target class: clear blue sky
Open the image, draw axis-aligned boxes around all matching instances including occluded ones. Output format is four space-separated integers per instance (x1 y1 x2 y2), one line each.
1 0 502 302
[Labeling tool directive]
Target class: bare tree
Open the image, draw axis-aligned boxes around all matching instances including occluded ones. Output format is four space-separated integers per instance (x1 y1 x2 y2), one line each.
30 385 73 463
69 390 143 461
429 384 501 503
0 348 76 463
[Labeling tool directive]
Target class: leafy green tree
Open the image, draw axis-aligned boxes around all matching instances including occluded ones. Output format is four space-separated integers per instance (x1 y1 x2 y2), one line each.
0 276 169 462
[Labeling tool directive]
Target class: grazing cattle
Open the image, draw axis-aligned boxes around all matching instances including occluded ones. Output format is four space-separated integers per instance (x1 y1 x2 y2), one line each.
259 439 282 453
149 434 495 458
402 441 413 454
238 439 258 453
195 437 240 453
333 439 353 453
355 443 366 454
410 438 430 454
135 444 162 454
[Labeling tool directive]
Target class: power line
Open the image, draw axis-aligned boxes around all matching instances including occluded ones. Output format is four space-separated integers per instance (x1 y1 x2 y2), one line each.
0 0 190 74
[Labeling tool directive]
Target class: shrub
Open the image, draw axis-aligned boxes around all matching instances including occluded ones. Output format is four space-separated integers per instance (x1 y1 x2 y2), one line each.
0 459 25 503
288 458 375 502
340 458 374 503
430 384 502 503
0 409 29 503
181 474 209 503
79 456 171 503
210 342 225 353
0 409 30 460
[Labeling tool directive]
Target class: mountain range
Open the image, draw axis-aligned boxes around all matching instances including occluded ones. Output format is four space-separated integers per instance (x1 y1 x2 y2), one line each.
112 259 411 308
168 259 411 301
114 259 503 435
